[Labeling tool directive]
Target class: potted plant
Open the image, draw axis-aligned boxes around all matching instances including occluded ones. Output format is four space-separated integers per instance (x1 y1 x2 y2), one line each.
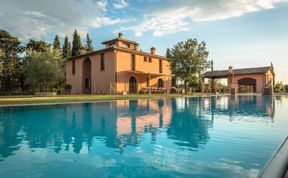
64 84 72 94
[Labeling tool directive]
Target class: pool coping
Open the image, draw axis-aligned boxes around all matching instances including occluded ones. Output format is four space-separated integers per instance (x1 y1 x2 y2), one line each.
258 136 288 178
0 94 218 108
0 93 274 108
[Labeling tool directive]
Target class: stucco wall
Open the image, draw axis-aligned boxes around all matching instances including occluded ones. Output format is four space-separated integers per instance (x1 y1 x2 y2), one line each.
66 51 116 94
66 59 84 94
66 48 172 94
115 50 172 93
228 73 265 93
90 51 116 94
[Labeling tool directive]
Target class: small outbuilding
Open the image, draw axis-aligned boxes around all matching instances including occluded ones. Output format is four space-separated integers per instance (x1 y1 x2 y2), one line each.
203 64 275 95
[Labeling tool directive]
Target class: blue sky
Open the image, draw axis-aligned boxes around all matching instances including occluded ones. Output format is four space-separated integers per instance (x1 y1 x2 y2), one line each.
1 0 288 83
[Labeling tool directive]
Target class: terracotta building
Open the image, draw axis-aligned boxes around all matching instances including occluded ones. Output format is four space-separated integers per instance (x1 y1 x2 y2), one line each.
204 64 275 94
66 33 172 94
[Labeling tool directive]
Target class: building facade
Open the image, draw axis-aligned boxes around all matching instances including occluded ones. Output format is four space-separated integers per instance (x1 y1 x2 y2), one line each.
204 64 275 94
66 33 172 94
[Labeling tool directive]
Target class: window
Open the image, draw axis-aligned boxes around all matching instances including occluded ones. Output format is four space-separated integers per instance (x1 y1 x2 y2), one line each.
100 53 105 71
85 78 90 89
131 54 135 71
144 56 147 62
148 57 152 63
72 59 75 75
159 59 163 73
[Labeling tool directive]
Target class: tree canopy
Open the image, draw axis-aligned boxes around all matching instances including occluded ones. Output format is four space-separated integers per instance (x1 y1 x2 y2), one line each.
169 38 211 91
72 30 82 56
23 50 65 92
53 35 61 51
62 36 71 58
26 39 51 52
85 33 93 52
0 29 23 93
274 82 286 93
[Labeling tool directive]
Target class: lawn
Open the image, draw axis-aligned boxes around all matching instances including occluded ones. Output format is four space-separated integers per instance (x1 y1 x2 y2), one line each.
0 93 204 106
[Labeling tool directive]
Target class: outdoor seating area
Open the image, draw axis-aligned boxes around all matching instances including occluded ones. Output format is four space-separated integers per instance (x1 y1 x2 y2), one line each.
139 87 167 94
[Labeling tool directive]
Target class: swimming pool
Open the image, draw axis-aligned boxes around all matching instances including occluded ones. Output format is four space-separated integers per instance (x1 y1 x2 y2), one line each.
0 95 287 178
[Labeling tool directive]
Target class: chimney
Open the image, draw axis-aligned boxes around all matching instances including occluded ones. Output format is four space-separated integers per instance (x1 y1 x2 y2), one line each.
228 66 233 74
135 44 139 51
118 33 123 39
151 47 156 55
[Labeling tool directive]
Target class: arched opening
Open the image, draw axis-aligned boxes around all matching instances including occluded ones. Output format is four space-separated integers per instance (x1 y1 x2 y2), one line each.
129 76 138 93
82 58 91 94
238 78 256 93
158 78 164 88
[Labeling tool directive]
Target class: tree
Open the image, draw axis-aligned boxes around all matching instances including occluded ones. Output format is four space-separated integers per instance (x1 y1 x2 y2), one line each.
0 29 23 93
23 50 65 92
26 39 51 52
53 35 61 51
68 41 72 57
72 30 82 56
169 38 211 92
62 36 71 58
285 85 288 93
85 33 93 52
274 82 286 93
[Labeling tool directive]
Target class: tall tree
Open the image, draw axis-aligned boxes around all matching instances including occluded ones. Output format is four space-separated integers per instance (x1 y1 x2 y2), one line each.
72 30 82 56
53 35 61 51
0 29 23 93
166 48 176 86
85 33 93 52
26 39 51 52
166 48 172 59
23 50 65 92
170 38 211 92
62 36 71 58
68 41 72 57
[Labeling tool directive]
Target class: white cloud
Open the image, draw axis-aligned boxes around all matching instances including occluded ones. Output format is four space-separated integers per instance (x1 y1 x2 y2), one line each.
97 0 108 11
118 8 191 37
24 11 47 18
113 0 129 9
0 0 121 40
120 0 288 36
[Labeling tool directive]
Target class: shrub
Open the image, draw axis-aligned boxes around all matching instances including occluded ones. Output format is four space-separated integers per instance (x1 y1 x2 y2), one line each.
64 84 72 90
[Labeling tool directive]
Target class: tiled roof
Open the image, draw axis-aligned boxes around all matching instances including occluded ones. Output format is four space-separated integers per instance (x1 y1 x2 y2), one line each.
204 66 272 78
102 37 139 45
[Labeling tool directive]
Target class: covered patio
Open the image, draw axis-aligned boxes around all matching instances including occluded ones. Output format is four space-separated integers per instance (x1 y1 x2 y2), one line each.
119 70 172 94
203 65 275 95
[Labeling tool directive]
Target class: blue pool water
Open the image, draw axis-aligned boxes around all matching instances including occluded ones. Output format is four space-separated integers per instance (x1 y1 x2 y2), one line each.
0 95 288 178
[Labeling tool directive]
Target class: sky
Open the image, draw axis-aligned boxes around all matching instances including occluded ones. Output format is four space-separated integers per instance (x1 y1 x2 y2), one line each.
0 0 288 83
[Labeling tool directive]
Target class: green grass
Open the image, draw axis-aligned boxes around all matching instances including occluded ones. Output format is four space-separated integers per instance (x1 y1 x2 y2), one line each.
0 93 204 106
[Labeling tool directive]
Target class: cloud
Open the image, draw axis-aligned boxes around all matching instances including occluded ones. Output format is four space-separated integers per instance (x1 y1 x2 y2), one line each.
118 8 191 37
120 0 288 36
113 0 129 9
0 0 121 40
97 0 108 11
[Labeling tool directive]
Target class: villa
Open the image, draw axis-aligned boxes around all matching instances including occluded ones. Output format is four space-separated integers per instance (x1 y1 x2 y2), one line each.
66 33 172 94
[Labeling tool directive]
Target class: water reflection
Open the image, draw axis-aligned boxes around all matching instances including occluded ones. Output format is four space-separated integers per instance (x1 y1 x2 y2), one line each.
0 95 275 160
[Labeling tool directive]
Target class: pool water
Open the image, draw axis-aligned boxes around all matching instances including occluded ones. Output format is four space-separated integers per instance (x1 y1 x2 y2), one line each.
0 95 288 178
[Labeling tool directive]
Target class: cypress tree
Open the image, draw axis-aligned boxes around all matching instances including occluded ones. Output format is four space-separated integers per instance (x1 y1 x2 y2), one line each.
62 36 70 58
72 30 82 57
53 35 61 50
85 33 93 52
68 41 72 57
